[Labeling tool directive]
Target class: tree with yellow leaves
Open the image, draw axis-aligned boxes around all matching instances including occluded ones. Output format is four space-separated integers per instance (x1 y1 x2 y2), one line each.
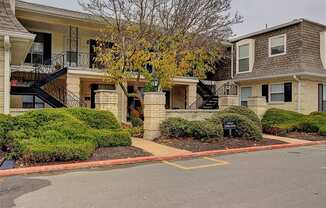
80 0 242 100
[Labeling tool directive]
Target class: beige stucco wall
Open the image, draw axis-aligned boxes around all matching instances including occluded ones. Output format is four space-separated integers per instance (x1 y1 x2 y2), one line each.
238 77 325 115
300 79 321 114
166 109 219 121
0 45 4 113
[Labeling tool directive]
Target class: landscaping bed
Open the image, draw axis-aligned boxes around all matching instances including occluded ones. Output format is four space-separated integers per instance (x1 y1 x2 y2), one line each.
154 137 286 152
286 132 326 141
262 109 326 141
15 146 152 168
157 106 273 151
0 108 134 166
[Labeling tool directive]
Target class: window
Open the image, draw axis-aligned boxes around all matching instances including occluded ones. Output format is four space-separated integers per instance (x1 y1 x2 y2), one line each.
319 84 326 112
270 84 284 102
238 44 250 72
269 34 286 57
240 87 252 106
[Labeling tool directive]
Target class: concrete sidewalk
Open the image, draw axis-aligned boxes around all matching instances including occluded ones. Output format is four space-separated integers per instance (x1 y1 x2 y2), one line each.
263 134 311 144
132 138 190 156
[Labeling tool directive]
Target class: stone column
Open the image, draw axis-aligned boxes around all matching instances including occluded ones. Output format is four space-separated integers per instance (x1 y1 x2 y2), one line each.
248 96 267 118
116 82 128 123
144 92 166 140
187 84 197 109
66 74 80 106
95 90 119 120
218 95 240 111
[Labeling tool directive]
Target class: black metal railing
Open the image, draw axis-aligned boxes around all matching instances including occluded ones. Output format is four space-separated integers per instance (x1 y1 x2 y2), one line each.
217 82 238 96
42 80 87 108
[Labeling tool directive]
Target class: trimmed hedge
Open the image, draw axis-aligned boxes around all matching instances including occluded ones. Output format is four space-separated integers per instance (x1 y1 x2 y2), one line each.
222 106 261 127
262 109 326 136
210 112 263 140
0 108 131 162
0 114 14 150
160 118 190 137
91 130 131 147
65 108 120 129
160 118 223 140
21 139 96 163
261 108 304 135
187 120 223 140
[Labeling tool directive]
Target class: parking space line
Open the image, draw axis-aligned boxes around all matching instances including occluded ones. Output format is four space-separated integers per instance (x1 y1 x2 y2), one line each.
162 157 230 170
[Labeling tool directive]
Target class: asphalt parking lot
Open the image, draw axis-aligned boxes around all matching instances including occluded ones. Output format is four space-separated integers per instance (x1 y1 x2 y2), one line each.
1 145 326 208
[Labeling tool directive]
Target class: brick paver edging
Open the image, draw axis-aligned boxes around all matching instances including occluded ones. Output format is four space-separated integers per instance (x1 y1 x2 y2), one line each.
1 141 325 177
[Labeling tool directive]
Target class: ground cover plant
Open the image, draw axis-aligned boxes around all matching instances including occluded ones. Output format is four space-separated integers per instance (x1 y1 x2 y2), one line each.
262 108 326 137
0 108 131 163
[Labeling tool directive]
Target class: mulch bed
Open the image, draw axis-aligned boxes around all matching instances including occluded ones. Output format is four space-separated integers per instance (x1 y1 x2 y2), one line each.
154 137 286 152
14 146 152 168
286 132 326 141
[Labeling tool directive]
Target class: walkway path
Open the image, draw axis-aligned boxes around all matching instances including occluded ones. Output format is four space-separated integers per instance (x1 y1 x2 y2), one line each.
263 134 311 144
132 138 191 156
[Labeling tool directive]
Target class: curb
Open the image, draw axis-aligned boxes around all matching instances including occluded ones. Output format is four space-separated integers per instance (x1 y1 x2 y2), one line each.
1 140 325 177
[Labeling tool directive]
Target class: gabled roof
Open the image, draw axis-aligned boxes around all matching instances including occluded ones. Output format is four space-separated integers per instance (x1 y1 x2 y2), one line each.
230 18 326 42
0 0 31 35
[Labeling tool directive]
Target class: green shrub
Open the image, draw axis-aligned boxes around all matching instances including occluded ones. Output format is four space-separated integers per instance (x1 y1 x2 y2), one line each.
320 127 326 136
128 127 144 137
210 113 263 140
160 117 190 137
129 116 143 127
91 130 131 147
65 108 120 129
222 106 261 127
187 120 223 140
262 108 304 135
0 114 14 149
3 131 27 159
21 139 96 163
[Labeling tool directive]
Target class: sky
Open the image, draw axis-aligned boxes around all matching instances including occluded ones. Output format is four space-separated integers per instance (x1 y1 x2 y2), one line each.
22 0 326 37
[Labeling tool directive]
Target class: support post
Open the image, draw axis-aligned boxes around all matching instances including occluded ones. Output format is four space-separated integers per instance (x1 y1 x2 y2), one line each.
143 92 166 140
95 89 119 121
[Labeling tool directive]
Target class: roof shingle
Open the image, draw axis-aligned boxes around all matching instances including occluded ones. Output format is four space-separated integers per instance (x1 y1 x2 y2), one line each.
0 0 29 34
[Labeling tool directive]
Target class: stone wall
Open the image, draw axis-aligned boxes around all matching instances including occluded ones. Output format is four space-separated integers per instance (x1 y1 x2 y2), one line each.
95 90 119 120
166 109 219 121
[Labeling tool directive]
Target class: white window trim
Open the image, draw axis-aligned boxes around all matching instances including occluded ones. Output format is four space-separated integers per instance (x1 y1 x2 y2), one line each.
269 83 285 104
269 34 287 57
236 39 255 74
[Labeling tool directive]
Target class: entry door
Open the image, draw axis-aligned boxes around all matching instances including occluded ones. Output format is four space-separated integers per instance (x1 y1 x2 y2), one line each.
91 84 99 109
240 87 252 107
319 84 326 112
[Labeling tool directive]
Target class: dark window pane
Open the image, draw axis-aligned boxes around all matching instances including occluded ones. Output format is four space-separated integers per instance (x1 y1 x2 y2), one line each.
239 58 249 72
284 82 292 102
271 45 285 55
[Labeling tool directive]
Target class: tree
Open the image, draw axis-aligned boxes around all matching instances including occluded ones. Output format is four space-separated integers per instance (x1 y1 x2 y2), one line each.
79 0 242 105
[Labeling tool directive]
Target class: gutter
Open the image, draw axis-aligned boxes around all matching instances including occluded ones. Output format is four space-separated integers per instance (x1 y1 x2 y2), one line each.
293 75 301 113
233 72 326 82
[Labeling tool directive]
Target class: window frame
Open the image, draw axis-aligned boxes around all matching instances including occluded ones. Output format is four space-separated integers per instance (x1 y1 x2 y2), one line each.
268 34 287 57
240 86 252 107
238 44 250 73
269 83 285 103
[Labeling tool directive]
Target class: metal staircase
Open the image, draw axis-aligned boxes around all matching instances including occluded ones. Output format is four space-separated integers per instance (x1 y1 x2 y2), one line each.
189 81 238 109
11 54 86 108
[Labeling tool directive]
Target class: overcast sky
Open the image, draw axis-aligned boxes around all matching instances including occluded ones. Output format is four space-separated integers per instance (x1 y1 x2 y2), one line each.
23 0 326 36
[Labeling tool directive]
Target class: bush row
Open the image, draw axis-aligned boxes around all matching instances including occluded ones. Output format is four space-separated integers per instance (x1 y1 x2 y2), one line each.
262 109 326 136
160 118 223 141
0 108 131 162
160 106 263 141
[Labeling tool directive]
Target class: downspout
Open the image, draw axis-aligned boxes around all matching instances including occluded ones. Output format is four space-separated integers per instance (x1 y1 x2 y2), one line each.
231 44 234 79
3 35 11 114
293 75 301 113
